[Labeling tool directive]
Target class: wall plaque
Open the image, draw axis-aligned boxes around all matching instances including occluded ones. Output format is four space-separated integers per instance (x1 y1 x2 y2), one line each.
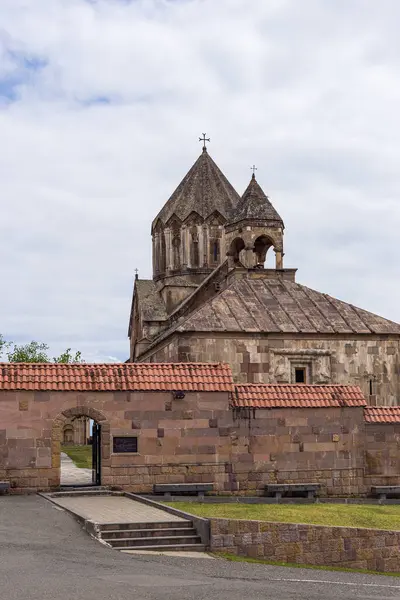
113 436 138 454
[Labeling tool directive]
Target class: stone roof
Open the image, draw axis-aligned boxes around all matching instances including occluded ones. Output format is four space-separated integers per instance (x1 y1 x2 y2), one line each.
175 276 400 335
135 280 168 321
0 362 234 392
152 149 240 229
230 175 283 225
161 276 198 288
233 384 366 408
364 407 400 423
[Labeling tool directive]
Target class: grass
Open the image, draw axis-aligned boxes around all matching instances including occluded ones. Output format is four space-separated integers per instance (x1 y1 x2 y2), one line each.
163 502 400 531
61 445 92 469
212 551 400 577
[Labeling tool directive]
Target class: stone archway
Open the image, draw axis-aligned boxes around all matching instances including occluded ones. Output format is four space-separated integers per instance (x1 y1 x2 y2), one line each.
51 406 111 488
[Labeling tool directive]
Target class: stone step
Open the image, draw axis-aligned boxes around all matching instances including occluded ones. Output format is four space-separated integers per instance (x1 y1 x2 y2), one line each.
101 528 197 540
99 521 191 532
51 487 115 498
120 544 206 553
59 485 109 491
106 535 202 548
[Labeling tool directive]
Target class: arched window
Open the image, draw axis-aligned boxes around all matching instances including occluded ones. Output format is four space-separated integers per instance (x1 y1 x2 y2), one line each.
160 231 166 272
209 231 221 265
213 239 220 263
63 425 74 445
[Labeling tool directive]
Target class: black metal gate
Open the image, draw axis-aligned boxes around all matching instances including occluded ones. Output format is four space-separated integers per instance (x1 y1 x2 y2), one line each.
92 422 101 486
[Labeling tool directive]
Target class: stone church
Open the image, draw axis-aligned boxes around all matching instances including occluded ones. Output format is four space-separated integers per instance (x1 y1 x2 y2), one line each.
128 144 400 406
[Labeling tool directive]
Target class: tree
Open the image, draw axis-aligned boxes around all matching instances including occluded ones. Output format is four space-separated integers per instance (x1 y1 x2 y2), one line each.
0 334 11 359
54 348 83 364
0 337 84 363
7 341 50 363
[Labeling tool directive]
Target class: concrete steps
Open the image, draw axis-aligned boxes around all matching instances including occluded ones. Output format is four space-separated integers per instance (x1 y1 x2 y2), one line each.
59 486 110 492
51 488 117 498
98 520 205 552
121 544 206 552
103 527 196 539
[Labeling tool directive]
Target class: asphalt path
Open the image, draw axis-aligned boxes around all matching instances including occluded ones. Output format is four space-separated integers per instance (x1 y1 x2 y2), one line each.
0 496 399 600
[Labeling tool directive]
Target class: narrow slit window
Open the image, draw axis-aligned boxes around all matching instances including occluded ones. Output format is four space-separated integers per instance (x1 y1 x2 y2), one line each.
213 240 219 262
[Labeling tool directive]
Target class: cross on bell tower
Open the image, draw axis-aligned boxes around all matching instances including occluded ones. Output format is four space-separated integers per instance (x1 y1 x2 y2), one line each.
199 133 210 152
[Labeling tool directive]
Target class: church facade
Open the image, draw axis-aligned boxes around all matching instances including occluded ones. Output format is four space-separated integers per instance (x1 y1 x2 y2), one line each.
128 146 400 406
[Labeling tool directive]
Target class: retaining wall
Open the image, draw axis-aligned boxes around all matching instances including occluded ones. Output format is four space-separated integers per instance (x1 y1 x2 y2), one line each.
210 518 400 573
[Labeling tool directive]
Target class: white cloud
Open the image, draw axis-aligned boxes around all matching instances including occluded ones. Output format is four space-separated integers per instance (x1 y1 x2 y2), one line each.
0 0 400 360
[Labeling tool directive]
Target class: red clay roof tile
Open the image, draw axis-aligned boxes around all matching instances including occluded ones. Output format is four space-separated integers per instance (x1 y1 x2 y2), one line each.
233 384 366 408
0 362 234 392
364 406 400 424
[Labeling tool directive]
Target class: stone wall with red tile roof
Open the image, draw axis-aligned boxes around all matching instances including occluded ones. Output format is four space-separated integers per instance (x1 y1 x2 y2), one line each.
0 362 234 392
364 406 400 423
232 384 367 409
365 408 400 488
0 364 398 495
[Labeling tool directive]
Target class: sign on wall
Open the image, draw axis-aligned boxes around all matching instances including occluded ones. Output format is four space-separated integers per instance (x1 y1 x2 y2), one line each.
113 436 138 454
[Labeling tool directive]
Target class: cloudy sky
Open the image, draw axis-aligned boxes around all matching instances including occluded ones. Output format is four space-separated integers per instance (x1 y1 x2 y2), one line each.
1 0 400 362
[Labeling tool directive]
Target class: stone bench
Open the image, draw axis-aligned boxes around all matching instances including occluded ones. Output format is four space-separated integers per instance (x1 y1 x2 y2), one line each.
265 483 321 500
371 486 400 500
153 483 214 500
0 481 10 495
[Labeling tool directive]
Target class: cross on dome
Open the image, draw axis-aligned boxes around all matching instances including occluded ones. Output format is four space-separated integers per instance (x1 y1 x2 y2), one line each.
199 133 210 152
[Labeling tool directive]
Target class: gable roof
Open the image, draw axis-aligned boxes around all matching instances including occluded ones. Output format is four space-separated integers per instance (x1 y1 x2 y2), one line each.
135 280 168 322
364 406 400 424
233 384 366 408
230 175 283 225
152 149 240 229
0 362 234 392
128 279 167 338
176 276 400 335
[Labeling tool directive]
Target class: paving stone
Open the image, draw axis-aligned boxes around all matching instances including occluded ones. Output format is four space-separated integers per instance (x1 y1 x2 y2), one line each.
50 495 187 524
60 453 92 485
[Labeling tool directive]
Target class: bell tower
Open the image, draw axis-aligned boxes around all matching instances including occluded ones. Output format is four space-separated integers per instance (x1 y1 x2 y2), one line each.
225 171 284 270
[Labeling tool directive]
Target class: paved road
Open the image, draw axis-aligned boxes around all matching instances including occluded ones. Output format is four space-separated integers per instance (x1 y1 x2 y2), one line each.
0 496 399 600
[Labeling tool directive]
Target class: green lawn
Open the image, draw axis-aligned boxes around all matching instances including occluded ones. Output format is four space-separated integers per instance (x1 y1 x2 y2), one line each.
164 502 400 531
61 445 92 469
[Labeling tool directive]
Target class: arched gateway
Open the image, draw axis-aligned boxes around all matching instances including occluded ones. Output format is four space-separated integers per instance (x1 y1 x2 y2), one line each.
52 406 110 487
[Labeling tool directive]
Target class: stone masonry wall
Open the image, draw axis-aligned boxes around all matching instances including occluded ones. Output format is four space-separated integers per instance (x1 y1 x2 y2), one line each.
0 389 233 493
365 422 400 488
146 337 179 363
210 519 400 573
172 334 400 406
229 406 366 496
1 389 399 494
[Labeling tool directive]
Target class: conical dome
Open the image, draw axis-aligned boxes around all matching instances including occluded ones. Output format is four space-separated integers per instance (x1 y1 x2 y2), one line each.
152 149 240 231
231 174 283 226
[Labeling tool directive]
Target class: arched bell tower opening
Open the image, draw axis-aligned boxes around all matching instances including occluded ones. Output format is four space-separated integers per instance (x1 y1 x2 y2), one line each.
225 173 285 272
228 237 245 265
254 235 273 267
